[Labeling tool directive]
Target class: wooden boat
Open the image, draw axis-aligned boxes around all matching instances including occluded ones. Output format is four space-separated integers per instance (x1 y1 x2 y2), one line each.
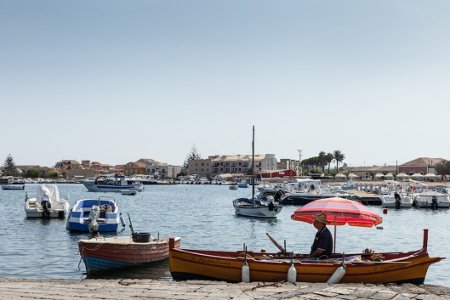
169 230 443 284
79 235 181 275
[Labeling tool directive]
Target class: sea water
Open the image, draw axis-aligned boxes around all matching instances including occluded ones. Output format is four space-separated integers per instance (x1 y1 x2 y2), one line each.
0 184 449 286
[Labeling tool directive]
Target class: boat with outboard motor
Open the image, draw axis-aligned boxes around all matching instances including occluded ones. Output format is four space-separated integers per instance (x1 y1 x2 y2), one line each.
413 191 450 209
381 192 413 208
25 184 70 219
83 174 144 193
279 179 353 205
66 196 125 233
169 229 442 284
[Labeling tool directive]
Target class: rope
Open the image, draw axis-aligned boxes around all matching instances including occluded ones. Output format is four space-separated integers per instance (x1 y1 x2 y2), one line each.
7 250 80 276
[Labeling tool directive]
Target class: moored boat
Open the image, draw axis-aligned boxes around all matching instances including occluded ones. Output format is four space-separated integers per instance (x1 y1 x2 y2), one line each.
381 192 413 208
232 126 282 218
79 235 180 275
2 183 25 190
66 197 125 233
413 191 450 209
83 174 144 193
169 230 442 284
25 184 69 219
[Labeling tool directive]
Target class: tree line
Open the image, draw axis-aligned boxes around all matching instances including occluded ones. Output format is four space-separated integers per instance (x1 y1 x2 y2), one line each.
301 150 345 175
1 154 58 178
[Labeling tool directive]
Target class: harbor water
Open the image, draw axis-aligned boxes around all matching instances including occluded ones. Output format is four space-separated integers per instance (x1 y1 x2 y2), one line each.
0 184 449 286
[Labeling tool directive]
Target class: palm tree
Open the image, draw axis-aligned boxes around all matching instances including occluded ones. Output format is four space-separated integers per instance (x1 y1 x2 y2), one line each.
333 150 345 174
326 153 334 174
318 152 327 174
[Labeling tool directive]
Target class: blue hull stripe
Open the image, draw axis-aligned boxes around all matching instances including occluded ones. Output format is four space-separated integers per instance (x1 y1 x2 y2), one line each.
67 222 118 232
83 257 138 273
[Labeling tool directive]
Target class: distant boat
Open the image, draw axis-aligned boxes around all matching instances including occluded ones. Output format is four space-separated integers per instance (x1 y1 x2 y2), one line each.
279 179 353 205
229 184 238 190
25 184 69 219
381 192 413 208
121 189 137 195
237 180 249 188
83 174 144 193
232 126 282 218
413 191 450 209
1 177 25 190
2 184 25 190
126 175 158 185
66 197 125 233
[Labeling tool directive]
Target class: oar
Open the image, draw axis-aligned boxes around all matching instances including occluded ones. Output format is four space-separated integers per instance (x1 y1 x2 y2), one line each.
266 233 286 254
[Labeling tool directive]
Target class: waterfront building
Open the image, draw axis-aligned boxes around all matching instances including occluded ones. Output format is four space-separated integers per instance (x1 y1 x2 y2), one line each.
123 162 147 176
399 157 445 175
186 154 277 178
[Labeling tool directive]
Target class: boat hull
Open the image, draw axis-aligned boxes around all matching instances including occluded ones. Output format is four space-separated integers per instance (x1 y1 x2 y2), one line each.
280 194 354 205
25 199 70 219
79 236 180 275
233 199 282 218
83 181 143 192
66 198 123 232
170 248 440 284
2 184 25 190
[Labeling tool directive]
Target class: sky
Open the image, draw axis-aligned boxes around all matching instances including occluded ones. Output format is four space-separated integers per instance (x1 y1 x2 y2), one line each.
1 0 450 168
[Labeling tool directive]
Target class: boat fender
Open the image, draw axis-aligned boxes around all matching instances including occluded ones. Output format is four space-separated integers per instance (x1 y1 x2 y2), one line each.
287 260 297 284
326 264 346 284
241 261 250 283
119 212 126 227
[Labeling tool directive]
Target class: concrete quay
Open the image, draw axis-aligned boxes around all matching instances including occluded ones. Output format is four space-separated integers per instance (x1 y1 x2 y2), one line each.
1 279 450 300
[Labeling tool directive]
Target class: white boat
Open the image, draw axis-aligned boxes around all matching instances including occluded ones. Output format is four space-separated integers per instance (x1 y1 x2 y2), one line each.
121 189 137 195
25 184 70 218
1 177 25 190
232 126 282 218
381 192 413 208
126 175 157 185
83 174 144 193
280 179 353 205
413 191 450 209
237 180 249 188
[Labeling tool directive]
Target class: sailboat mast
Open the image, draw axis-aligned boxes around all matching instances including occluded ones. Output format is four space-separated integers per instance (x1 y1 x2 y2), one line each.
252 125 255 200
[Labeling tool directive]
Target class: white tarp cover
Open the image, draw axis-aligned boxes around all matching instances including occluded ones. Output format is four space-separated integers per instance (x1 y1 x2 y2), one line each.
396 173 409 178
36 184 61 205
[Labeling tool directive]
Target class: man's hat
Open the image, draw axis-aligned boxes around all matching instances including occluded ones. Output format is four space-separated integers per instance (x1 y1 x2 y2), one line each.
313 212 327 224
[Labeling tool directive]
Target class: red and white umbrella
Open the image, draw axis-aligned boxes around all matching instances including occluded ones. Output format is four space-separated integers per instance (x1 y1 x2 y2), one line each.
291 197 383 251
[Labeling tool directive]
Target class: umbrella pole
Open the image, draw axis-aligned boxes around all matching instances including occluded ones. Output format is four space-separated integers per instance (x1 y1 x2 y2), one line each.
333 216 337 253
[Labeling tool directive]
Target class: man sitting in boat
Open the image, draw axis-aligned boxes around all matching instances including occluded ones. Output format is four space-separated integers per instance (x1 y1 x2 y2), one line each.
308 213 333 259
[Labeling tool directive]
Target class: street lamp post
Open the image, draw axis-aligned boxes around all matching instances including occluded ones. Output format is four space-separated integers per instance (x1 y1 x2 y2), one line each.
297 149 302 177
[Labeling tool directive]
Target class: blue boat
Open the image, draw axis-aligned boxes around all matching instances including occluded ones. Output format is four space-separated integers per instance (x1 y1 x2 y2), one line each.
66 197 125 233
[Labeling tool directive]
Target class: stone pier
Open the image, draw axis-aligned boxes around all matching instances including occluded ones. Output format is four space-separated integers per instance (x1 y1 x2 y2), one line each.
0 278 449 299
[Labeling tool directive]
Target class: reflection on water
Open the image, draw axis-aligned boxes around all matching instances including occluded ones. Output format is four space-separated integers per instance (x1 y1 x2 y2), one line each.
0 184 449 287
